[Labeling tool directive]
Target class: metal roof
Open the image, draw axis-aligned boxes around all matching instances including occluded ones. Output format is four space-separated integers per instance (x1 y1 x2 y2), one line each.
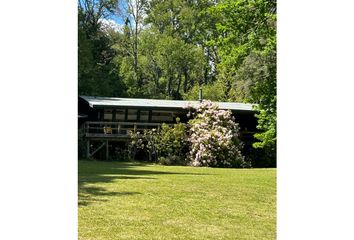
80 96 255 112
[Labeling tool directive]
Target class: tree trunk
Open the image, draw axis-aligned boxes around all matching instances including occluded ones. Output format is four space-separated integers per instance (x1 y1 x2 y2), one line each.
155 68 161 94
177 72 182 95
167 75 172 96
183 68 189 93
134 33 139 86
204 67 208 85
134 3 140 87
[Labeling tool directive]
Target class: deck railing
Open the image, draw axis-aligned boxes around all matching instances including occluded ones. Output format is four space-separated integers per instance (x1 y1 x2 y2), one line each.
84 121 172 137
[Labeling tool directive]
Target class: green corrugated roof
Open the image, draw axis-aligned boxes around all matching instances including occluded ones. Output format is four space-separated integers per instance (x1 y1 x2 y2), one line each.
80 96 255 112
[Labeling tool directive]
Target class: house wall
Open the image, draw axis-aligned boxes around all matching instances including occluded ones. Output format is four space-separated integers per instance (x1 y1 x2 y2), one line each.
99 108 185 123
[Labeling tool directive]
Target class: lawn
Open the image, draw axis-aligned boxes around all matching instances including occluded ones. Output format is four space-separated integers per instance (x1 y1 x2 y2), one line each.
79 160 276 240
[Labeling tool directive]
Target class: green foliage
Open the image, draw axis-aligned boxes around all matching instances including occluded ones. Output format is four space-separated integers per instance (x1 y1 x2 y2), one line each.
208 0 276 94
224 47 277 164
206 0 276 157
183 80 227 101
249 140 276 168
249 49 276 155
116 28 206 99
156 121 188 165
78 1 126 97
129 119 188 165
113 0 217 99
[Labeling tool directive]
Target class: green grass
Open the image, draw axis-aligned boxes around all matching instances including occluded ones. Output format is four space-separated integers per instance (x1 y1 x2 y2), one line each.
79 160 276 240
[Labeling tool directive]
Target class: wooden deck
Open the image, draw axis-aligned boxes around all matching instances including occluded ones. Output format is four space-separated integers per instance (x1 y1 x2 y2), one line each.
84 121 171 138
84 121 171 149
84 121 171 159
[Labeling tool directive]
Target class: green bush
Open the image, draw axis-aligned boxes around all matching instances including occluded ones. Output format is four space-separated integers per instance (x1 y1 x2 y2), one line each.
248 145 276 168
129 119 189 165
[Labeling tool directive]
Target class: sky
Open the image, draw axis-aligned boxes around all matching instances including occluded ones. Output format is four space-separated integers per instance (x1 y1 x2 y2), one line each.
110 0 128 25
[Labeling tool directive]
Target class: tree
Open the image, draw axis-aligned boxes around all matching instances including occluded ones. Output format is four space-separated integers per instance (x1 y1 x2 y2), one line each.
78 0 126 97
250 49 276 151
118 0 148 88
207 0 276 158
145 0 219 93
205 0 276 97
155 34 205 99
183 80 227 101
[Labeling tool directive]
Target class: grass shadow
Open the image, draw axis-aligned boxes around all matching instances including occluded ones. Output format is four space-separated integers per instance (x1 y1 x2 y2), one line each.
78 160 212 206
79 185 141 206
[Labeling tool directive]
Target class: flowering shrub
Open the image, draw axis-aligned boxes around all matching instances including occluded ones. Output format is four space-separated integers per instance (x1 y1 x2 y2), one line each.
156 121 189 165
128 129 160 161
187 100 246 167
129 119 188 165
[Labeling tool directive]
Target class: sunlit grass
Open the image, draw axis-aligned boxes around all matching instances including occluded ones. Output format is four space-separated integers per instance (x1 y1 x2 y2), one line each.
79 160 276 240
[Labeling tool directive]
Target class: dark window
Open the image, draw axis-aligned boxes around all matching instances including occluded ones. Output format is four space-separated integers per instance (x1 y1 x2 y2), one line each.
140 110 149 121
115 109 125 121
151 110 173 122
104 109 112 121
127 109 138 121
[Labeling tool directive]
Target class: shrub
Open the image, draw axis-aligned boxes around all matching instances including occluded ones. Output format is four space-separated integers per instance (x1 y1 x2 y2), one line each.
248 145 276 168
128 119 188 165
156 120 188 165
187 100 246 167
128 131 145 161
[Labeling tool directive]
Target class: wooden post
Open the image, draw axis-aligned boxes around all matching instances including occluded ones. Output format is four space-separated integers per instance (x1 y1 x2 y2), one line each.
112 109 116 122
106 140 109 160
137 109 141 121
118 123 121 134
112 109 116 134
148 110 152 122
86 140 90 159
124 109 128 121
134 123 137 133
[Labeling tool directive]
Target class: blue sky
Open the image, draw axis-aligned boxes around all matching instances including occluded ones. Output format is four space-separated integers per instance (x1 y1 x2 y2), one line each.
109 0 129 25
78 0 127 25
110 14 125 25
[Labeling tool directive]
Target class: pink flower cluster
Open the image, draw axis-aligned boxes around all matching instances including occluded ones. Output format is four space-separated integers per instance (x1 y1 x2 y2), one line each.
188 100 244 167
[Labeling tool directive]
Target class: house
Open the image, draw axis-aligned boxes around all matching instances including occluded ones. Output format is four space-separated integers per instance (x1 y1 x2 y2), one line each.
79 95 258 159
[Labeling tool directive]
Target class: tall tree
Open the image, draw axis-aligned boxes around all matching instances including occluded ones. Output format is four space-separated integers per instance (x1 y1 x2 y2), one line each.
208 0 276 157
78 0 125 97
119 0 148 87
144 0 215 97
